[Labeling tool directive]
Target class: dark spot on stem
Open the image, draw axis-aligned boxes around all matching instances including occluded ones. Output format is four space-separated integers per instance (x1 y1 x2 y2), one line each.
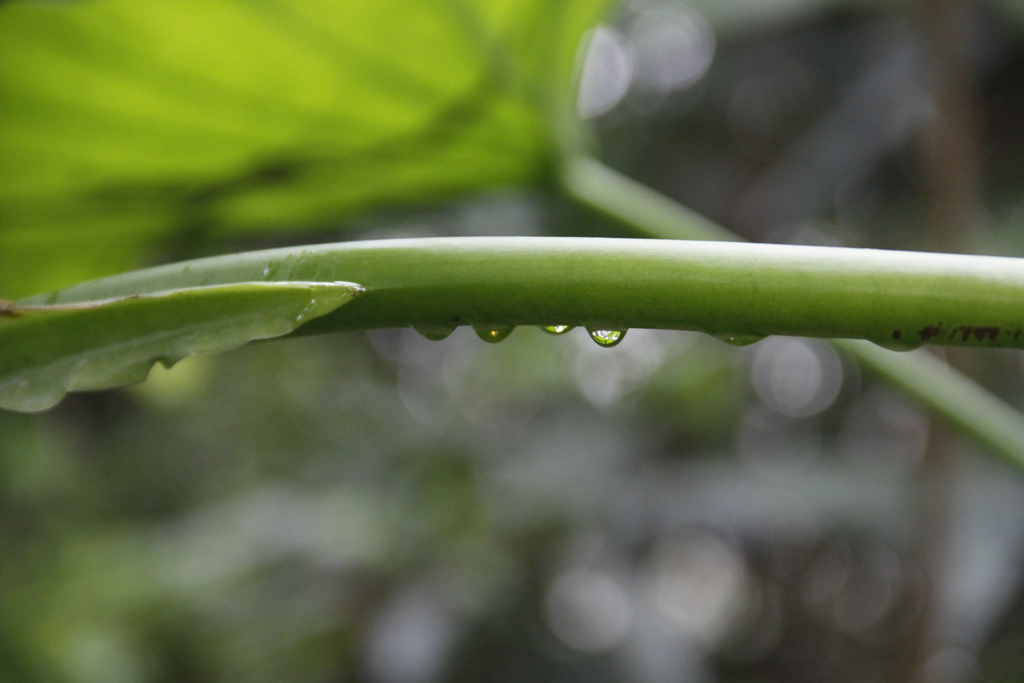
892 330 902 340
919 325 943 342
955 325 1000 343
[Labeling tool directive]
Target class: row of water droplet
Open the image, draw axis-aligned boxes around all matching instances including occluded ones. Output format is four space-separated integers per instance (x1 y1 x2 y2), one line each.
411 324 628 347
409 324 929 351
410 325 775 349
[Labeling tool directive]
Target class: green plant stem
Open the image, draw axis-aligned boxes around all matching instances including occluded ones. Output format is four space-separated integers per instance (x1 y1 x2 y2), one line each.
560 155 1024 468
17 161 1024 464
24 237 1024 351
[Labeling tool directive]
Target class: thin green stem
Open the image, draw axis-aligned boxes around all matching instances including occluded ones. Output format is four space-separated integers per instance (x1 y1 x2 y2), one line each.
561 156 739 242
836 340 1024 469
560 155 1024 468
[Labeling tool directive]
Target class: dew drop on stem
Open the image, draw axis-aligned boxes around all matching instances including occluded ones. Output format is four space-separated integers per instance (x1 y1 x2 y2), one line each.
872 337 923 352
586 327 627 347
412 323 457 341
870 329 925 352
539 325 575 335
472 323 515 344
714 333 766 347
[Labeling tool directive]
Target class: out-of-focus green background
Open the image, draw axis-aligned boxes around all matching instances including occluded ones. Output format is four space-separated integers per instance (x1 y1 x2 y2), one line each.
5 0 1024 681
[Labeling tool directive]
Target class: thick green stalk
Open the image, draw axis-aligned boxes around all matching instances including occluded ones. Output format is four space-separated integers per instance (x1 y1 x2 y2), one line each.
15 163 1024 463
26 236 1024 351
559 156 1024 467
15 230 1024 464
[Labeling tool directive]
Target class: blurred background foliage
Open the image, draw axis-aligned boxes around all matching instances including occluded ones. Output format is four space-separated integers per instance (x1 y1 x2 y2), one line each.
0 0 610 298
6 0 1024 682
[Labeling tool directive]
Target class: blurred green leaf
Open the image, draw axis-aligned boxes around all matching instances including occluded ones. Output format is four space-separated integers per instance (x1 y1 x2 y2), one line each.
0 0 613 297
0 280 360 412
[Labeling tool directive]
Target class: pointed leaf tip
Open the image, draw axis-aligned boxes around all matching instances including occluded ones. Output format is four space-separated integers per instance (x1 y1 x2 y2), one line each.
0 281 361 412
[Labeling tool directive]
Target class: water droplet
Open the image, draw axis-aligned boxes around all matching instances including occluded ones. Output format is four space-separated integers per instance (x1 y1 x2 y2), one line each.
872 338 923 352
586 327 626 347
871 329 924 352
540 325 575 335
714 333 766 347
412 323 457 341
473 323 514 344
294 297 320 324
